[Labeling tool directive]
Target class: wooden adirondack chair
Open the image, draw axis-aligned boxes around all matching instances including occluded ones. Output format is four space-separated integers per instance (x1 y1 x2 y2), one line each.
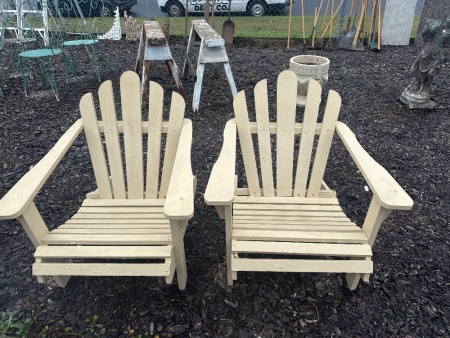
204 70 413 290
0 71 195 290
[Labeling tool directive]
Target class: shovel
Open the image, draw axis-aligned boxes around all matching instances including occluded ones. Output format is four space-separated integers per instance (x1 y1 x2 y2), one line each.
369 0 380 51
222 0 235 46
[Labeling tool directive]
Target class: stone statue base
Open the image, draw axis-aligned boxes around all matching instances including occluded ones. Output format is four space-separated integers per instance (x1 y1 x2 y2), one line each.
399 89 439 109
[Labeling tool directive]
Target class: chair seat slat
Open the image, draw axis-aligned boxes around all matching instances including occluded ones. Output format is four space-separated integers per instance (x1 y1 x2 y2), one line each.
51 228 171 234
77 206 164 214
43 234 172 245
35 245 172 259
33 263 171 277
233 224 360 232
82 199 165 207
233 241 372 256
65 219 168 225
232 259 373 274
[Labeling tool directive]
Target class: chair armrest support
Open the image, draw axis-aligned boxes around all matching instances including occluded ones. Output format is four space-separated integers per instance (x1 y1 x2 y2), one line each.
336 122 413 210
0 119 84 219
164 119 195 220
204 119 237 205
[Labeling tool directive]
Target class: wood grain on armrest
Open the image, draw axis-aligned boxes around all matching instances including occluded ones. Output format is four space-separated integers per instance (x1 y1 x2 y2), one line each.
336 122 413 210
0 119 84 219
204 119 237 205
164 119 195 219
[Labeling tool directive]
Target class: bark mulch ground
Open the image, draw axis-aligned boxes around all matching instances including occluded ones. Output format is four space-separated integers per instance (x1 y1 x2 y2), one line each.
0 36 449 337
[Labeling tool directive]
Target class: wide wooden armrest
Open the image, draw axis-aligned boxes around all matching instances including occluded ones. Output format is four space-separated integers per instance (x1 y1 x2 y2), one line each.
164 119 195 220
336 122 413 210
204 119 237 205
0 119 84 219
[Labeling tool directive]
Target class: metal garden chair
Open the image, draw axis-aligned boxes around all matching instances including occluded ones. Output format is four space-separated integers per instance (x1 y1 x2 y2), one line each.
15 0 76 100
51 0 113 81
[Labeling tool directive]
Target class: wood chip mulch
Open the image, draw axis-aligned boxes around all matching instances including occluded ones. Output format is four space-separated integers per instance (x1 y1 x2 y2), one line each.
0 35 449 337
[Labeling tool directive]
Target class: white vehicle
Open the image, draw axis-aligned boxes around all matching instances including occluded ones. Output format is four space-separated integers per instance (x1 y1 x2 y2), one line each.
158 0 290 17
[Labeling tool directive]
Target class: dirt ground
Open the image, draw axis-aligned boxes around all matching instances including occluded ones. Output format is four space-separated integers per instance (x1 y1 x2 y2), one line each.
0 34 449 337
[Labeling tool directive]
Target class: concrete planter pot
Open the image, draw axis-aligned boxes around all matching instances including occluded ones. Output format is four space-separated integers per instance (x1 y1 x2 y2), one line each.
289 55 330 106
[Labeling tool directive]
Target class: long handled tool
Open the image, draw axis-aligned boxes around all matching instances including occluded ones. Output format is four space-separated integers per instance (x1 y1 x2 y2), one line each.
377 0 381 50
321 0 331 36
184 0 189 45
369 0 381 51
337 0 354 48
345 0 355 32
222 0 235 45
351 0 366 51
287 0 294 48
368 0 376 48
359 0 367 46
301 0 305 44
329 0 335 38
303 0 324 50
211 0 215 28
320 0 344 39
204 0 210 22
336 0 348 40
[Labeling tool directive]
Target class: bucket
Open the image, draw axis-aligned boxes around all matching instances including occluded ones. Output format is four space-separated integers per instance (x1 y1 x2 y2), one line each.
289 55 330 106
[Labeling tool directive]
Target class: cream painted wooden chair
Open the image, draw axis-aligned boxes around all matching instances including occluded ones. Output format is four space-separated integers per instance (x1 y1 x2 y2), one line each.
204 70 413 290
0 71 195 290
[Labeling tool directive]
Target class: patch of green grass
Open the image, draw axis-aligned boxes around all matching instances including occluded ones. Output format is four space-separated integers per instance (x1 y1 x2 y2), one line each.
55 15 420 39
153 15 421 39
0 309 33 337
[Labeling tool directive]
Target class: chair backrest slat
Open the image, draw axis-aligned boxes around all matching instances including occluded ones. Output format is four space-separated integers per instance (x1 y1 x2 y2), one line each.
145 81 164 199
276 70 297 196
120 71 144 199
294 80 322 197
307 89 341 197
159 92 186 199
234 91 261 196
254 79 274 197
98 80 126 199
79 93 113 198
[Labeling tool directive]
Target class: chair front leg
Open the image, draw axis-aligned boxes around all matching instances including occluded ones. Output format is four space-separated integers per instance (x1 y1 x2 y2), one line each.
17 202 71 287
169 219 188 290
224 205 236 285
346 197 392 289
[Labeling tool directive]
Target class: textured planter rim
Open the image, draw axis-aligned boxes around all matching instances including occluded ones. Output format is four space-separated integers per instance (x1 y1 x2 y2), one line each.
289 55 330 69
289 55 330 107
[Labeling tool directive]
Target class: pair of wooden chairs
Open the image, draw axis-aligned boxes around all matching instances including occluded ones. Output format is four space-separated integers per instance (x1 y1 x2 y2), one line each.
0 70 413 291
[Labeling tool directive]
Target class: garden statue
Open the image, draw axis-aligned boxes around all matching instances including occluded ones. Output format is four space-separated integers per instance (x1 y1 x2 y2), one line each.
400 14 450 108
